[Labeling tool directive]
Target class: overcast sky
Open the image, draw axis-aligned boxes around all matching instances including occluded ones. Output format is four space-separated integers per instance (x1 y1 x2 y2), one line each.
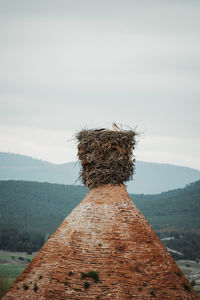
0 0 200 169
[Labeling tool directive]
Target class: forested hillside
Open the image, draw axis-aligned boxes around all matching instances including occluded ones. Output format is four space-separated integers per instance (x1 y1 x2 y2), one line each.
0 180 200 257
0 181 88 235
0 179 200 233
132 180 200 231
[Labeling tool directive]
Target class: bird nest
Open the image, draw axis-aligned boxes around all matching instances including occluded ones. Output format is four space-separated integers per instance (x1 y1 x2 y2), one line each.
76 129 137 189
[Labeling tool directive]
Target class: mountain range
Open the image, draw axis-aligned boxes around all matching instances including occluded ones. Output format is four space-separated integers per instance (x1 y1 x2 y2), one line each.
0 152 200 194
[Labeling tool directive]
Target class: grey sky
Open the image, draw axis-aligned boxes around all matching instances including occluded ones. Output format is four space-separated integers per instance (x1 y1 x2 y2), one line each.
0 0 200 169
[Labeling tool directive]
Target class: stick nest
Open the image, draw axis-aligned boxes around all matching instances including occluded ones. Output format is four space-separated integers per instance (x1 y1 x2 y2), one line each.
76 129 137 189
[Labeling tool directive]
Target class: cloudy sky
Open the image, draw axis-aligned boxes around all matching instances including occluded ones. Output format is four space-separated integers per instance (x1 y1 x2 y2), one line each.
0 0 200 169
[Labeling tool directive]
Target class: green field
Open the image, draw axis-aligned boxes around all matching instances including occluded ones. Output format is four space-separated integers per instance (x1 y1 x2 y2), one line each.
0 250 34 298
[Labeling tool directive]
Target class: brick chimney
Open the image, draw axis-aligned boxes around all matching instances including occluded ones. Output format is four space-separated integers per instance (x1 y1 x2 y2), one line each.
3 129 199 299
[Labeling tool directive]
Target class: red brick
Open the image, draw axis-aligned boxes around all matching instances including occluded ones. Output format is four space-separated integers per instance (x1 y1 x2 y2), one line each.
3 184 199 299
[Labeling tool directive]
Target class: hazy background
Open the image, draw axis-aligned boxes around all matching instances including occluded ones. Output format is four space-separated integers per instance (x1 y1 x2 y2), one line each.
0 0 200 169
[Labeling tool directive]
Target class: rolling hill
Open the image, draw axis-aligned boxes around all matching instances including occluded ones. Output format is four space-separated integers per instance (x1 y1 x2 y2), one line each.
0 179 199 236
1 152 200 194
0 180 200 259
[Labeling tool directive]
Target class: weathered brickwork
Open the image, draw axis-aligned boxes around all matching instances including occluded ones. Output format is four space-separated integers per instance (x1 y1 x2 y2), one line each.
3 184 199 299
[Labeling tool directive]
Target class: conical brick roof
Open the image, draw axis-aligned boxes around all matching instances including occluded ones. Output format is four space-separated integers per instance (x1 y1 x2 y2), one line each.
3 184 199 299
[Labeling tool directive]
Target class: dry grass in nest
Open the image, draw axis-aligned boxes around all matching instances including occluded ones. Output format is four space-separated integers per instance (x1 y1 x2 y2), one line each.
76 129 137 189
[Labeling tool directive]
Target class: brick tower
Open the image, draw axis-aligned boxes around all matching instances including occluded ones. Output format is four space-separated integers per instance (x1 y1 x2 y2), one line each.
3 129 199 299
